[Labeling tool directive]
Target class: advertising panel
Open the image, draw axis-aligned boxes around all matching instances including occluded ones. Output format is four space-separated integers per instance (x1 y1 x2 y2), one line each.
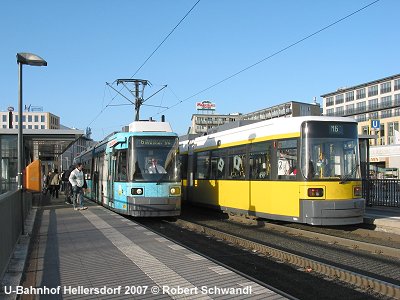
196 100 216 110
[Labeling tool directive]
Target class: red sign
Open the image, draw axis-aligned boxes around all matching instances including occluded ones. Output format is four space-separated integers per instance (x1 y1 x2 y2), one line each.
196 101 216 110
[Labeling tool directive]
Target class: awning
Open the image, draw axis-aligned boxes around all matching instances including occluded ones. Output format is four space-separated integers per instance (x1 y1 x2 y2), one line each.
0 128 84 161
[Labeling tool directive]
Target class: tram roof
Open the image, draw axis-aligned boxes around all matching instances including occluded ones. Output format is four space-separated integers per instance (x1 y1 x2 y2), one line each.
179 116 358 151
0 128 84 161
181 116 357 141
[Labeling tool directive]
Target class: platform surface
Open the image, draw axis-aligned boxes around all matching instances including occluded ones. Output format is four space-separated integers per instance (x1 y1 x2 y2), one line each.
9 196 288 300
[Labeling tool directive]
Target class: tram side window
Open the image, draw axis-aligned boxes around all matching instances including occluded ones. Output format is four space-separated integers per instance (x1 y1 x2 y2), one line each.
82 154 92 179
249 142 272 180
195 151 210 179
93 155 101 181
228 146 246 180
276 139 297 180
210 149 226 179
116 150 127 181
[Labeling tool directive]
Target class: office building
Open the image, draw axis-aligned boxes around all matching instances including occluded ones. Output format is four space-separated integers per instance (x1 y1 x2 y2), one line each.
0 110 60 129
321 73 400 174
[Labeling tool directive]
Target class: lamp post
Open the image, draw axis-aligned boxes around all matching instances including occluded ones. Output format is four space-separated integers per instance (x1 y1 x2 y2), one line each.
16 52 47 234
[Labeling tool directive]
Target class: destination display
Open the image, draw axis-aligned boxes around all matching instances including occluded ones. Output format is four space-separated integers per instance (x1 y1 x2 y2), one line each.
329 124 344 135
304 121 357 139
135 137 176 147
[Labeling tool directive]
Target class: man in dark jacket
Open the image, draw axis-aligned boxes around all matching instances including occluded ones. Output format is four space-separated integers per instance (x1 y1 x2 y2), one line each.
62 166 74 204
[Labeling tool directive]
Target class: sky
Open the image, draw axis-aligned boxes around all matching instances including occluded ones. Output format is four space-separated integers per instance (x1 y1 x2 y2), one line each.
0 0 398 141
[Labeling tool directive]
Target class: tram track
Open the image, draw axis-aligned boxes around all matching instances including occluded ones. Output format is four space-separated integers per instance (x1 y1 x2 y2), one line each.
135 207 400 299
171 218 400 299
226 214 400 259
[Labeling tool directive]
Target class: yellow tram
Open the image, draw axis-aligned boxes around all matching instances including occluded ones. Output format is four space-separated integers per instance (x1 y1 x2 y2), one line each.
179 116 364 225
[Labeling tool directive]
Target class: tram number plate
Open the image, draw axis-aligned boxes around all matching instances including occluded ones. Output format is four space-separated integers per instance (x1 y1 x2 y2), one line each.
329 125 343 135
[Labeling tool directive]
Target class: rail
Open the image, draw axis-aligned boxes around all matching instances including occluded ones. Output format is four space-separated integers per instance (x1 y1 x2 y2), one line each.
171 219 400 299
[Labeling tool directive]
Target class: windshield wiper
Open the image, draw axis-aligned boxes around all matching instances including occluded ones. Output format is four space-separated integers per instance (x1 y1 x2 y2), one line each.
156 173 168 185
339 164 359 184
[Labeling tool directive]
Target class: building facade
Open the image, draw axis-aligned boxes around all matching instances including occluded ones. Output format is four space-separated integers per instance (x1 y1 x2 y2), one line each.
241 101 321 121
321 73 400 174
61 135 95 171
0 111 60 129
189 101 321 135
0 107 95 193
189 113 241 134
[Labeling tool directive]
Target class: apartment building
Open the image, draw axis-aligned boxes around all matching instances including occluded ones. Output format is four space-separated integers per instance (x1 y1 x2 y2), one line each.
321 73 400 172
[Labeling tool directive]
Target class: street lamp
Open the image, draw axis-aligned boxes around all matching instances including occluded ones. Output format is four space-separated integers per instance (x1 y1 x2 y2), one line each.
16 52 47 234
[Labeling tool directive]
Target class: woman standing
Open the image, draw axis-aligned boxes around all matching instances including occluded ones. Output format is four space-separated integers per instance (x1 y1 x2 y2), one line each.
49 169 61 199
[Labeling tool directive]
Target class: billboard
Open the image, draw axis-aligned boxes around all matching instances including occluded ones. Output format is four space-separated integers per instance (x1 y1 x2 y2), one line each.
196 100 216 111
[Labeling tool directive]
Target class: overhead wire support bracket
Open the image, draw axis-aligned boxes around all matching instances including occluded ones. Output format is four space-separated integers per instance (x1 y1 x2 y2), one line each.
106 82 134 104
144 84 167 103
114 79 150 121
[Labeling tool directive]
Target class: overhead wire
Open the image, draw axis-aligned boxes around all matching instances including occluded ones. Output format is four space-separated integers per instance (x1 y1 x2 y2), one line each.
87 85 108 127
153 0 381 117
85 0 201 131
131 0 201 79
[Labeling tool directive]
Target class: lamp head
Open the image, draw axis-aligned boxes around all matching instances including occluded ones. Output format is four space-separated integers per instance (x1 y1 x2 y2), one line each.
17 52 47 66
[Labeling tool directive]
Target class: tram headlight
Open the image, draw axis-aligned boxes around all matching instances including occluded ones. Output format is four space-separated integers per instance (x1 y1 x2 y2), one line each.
132 188 144 195
308 188 324 197
353 186 362 197
170 186 181 196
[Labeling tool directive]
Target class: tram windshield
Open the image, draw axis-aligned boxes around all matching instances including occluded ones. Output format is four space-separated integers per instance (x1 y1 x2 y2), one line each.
300 121 361 181
129 136 180 182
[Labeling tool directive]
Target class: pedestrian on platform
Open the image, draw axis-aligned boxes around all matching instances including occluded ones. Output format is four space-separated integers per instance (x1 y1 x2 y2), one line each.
69 163 87 210
42 171 51 195
62 165 74 204
49 169 61 198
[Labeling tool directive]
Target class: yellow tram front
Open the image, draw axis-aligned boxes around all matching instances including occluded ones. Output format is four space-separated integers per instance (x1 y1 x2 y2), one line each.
297 120 364 225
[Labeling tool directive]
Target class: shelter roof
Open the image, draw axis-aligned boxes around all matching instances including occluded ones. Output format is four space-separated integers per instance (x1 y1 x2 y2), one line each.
0 128 84 161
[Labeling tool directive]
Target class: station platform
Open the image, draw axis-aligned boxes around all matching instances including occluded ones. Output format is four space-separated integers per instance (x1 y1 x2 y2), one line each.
1 194 288 300
364 206 400 235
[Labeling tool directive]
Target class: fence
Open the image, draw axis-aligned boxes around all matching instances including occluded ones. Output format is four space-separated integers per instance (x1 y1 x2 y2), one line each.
362 179 400 207
0 190 32 282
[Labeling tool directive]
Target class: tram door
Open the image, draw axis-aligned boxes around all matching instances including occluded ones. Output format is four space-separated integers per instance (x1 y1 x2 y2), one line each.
103 153 111 207
108 152 117 208
93 155 102 203
187 154 195 202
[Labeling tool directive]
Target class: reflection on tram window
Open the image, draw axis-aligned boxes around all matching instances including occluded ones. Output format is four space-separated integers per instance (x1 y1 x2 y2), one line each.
249 141 272 180
228 146 246 180
276 139 297 180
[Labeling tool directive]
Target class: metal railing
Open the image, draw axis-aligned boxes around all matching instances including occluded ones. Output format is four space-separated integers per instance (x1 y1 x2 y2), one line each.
0 190 33 281
362 179 400 207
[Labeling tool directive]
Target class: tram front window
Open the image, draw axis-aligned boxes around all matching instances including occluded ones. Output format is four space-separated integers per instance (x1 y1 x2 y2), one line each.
300 121 361 181
129 136 180 182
